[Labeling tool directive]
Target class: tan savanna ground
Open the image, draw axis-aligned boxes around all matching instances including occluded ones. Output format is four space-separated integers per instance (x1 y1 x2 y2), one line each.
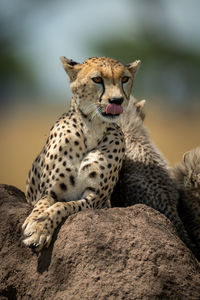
0 101 200 192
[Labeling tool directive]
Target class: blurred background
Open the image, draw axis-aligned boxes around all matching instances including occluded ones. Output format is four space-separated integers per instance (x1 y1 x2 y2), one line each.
0 0 200 191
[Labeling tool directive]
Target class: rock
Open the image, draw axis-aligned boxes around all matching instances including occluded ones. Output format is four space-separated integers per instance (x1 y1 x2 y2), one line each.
0 184 200 300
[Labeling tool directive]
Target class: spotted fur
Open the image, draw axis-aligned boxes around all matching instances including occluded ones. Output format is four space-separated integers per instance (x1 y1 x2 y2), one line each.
22 56 140 250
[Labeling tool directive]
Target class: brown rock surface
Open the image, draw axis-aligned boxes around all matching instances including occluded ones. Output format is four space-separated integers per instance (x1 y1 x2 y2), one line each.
0 184 200 300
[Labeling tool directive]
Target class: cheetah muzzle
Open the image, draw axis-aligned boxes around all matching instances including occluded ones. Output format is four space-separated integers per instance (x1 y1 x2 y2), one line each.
22 56 141 251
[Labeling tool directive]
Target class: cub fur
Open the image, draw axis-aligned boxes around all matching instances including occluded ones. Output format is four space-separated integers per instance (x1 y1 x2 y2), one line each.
111 97 199 259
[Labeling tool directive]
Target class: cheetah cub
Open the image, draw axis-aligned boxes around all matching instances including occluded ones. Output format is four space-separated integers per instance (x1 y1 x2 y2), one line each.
172 147 200 251
22 56 141 250
111 98 199 259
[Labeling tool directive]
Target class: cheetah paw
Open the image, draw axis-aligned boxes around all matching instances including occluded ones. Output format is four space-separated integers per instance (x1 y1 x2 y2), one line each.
22 214 53 251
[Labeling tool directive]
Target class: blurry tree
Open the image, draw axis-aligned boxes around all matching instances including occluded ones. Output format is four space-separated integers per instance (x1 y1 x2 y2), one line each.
0 0 60 106
0 36 35 105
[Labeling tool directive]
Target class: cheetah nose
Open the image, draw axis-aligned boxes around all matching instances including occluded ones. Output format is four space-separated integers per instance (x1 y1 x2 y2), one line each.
108 97 124 105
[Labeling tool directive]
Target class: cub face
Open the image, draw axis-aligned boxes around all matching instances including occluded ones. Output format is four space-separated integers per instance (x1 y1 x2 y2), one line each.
60 56 140 123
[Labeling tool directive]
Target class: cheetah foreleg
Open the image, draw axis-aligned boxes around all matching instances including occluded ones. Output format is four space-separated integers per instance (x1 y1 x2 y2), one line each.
22 196 55 249
22 193 97 251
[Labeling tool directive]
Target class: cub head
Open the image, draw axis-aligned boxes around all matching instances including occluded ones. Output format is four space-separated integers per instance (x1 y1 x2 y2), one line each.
60 56 140 123
182 148 200 192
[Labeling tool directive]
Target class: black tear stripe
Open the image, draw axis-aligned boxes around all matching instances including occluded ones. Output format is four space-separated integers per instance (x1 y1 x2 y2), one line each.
122 84 129 100
99 82 105 102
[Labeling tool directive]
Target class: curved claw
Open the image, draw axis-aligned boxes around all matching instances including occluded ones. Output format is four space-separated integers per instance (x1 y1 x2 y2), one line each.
29 242 40 249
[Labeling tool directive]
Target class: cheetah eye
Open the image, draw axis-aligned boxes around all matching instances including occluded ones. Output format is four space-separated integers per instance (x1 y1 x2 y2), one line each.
92 76 103 84
122 76 130 84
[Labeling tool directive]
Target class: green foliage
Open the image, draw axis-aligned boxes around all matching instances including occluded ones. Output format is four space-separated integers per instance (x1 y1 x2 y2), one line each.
0 39 34 84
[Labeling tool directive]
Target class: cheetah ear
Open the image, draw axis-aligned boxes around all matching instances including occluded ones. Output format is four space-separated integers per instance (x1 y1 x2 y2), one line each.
127 60 141 77
60 56 81 81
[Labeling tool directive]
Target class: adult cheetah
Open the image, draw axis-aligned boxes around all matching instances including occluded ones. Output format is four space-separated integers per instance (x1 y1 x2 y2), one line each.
111 97 199 259
22 56 141 251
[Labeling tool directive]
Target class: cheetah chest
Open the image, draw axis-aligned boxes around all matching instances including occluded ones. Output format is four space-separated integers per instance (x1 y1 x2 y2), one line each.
39 113 116 202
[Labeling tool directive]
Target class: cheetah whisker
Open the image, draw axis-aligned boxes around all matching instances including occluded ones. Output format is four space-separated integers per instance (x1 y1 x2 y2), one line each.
84 103 96 115
91 108 100 122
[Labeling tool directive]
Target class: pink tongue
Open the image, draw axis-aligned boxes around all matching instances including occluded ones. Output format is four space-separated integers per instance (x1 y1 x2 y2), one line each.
105 104 123 115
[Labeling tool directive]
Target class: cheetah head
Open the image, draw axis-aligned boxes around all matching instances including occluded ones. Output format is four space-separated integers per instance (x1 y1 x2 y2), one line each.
60 56 140 123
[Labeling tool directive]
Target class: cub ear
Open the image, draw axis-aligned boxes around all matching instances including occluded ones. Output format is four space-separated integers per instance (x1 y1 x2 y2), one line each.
60 56 81 81
127 60 141 77
135 99 146 110
135 99 146 121
183 151 190 164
